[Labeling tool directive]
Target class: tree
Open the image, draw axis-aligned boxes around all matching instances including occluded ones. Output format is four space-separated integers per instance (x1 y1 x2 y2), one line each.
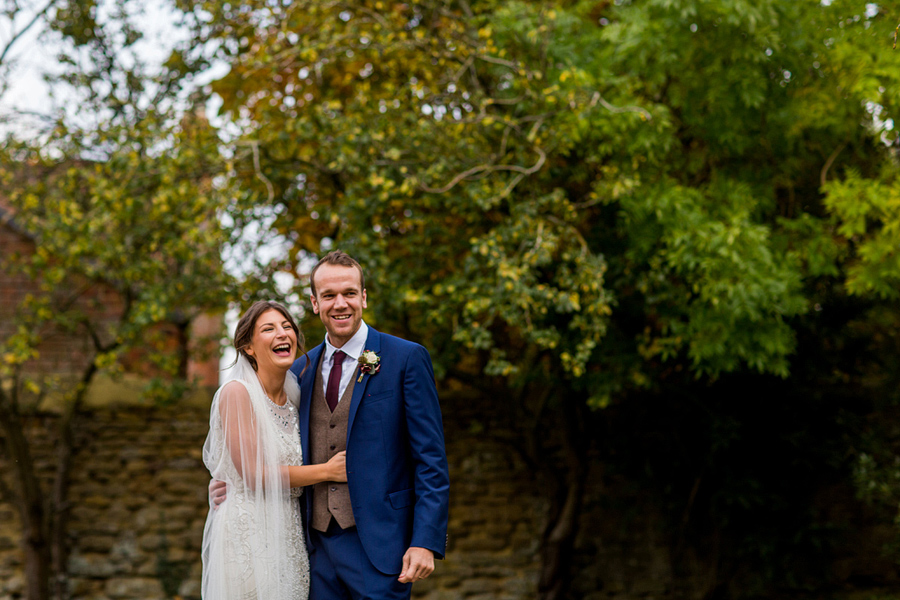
180 0 900 596
0 2 233 598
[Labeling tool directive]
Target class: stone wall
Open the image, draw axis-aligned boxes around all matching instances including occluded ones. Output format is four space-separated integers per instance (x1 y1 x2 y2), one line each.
0 408 210 600
0 397 553 600
3 390 898 600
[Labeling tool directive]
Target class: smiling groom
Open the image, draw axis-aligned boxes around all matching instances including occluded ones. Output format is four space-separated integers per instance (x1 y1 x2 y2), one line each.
290 250 450 599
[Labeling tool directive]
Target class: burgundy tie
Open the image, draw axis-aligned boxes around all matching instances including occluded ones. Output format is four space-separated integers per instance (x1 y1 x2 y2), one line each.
326 350 346 412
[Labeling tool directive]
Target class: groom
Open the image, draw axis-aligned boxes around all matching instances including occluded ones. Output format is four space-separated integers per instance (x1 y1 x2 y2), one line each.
291 250 449 599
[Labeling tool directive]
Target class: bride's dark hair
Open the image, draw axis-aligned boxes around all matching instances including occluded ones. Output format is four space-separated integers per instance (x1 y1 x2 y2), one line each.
232 300 308 375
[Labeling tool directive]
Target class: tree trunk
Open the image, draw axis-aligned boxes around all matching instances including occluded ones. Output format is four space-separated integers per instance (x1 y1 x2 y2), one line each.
50 367 94 600
23 530 51 600
50 406 78 600
0 389 50 600
175 319 190 379
537 397 590 600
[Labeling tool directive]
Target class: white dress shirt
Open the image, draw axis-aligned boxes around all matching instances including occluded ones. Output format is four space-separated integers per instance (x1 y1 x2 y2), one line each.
320 320 369 402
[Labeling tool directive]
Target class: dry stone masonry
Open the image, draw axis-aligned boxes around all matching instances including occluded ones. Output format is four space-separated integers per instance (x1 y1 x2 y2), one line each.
0 399 553 600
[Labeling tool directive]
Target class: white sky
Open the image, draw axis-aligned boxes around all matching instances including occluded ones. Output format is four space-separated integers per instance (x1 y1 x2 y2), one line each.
0 1 193 129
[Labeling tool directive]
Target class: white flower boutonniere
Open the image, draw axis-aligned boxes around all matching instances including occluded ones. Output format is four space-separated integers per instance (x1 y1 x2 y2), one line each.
357 350 381 382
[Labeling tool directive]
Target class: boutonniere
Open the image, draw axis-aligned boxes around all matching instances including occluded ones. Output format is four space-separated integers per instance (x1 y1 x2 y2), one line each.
357 350 381 382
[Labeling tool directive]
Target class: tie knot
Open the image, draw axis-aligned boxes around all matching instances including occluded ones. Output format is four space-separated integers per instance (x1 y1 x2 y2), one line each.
333 349 346 364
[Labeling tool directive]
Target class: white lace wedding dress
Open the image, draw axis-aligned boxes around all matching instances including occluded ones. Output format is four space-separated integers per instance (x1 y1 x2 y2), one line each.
200 356 310 600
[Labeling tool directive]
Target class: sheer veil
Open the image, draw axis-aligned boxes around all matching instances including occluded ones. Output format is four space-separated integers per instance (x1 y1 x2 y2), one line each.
200 354 302 599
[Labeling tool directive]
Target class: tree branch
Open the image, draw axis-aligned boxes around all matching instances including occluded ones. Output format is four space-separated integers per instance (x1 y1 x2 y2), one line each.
590 91 653 121
239 141 276 204
820 140 847 188
498 147 547 198
476 53 524 72
419 146 547 194
0 0 60 67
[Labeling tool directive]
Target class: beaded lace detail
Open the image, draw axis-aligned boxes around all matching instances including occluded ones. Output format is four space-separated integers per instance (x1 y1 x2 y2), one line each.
266 394 304 498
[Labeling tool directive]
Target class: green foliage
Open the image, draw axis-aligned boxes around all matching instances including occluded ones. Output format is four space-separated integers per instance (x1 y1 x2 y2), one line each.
1 108 231 399
186 0 854 392
613 180 807 377
824 168 900 300
0 0 232 402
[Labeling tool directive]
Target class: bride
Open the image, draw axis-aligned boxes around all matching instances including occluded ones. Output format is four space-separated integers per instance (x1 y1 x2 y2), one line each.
201 301 345 600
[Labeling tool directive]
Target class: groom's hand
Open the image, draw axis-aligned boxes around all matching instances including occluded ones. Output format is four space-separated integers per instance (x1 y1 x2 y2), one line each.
398 547 434 583
209 479 227 509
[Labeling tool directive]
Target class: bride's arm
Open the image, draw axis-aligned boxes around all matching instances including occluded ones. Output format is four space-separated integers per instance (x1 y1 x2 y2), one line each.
214 382 347 497
284 452 347 487
218 382 266 489
209 452 346 506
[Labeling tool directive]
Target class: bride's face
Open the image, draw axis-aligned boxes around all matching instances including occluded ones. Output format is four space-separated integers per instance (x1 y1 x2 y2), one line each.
245 309 298 373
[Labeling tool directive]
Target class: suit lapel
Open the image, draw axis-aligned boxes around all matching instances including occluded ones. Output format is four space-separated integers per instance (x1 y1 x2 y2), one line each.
347 327 381 438
300 343 325 463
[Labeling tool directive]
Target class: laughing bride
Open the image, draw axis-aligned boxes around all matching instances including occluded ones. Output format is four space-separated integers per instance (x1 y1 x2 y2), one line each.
200 300 345 600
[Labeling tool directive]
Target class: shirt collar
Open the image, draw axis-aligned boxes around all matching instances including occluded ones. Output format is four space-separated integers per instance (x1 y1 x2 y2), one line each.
324 320 368 364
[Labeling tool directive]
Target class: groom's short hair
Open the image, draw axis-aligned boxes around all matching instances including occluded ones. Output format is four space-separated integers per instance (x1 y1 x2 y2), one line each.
309 250 365 297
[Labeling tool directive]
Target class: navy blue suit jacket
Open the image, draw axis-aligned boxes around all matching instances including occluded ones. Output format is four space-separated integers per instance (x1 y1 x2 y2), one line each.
290 327 450 574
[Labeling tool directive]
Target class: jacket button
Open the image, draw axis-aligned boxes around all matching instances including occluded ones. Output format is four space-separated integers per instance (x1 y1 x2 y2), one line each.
331 487 337 492
330 445 336 450
330 424 336 429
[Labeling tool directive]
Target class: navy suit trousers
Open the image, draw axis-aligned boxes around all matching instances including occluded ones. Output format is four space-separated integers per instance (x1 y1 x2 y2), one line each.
310 522 411 600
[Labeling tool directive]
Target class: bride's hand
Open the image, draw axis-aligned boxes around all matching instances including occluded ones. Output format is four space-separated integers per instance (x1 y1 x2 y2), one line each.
209 479 227 508
326 451 347 482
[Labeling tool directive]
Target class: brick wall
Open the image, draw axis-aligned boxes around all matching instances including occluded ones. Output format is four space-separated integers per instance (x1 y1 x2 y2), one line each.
0 220 101 380
0 219 220 388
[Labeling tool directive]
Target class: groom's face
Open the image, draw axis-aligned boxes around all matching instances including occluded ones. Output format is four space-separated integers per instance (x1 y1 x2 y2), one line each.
310 263 367 348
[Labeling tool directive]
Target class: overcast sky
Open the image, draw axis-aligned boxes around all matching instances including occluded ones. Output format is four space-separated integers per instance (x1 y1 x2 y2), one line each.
0 1 190 129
